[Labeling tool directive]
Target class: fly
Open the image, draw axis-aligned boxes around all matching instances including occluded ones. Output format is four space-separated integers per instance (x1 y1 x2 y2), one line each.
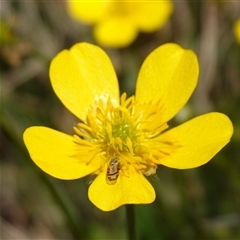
106 156 120 185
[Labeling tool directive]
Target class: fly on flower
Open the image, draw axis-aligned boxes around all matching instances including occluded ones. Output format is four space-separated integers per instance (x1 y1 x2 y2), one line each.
23 42 233 211
106 156 120 185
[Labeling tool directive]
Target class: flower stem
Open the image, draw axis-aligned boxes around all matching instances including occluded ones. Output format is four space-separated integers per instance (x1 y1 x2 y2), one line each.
126 204 137 240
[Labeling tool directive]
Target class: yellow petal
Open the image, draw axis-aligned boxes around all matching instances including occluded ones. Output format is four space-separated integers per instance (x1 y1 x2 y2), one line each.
67 1 106 23
233 18 240 43
88 165 155 211
23 127 101 179
50 42 119 121
158 113 233 169
136 43 199 124
94 19 138 47
136 1 173 32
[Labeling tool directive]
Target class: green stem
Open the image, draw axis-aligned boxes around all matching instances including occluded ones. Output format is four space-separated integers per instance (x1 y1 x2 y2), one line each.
126 204 137 240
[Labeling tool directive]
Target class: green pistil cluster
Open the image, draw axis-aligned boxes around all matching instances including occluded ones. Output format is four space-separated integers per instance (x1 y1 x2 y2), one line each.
112 119 136 145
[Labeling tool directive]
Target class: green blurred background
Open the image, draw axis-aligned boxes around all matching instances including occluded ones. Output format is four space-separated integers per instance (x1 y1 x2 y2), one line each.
1 1 240 239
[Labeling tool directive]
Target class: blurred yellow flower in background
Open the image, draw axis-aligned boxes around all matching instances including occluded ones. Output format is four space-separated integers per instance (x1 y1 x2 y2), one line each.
67 0 173 47
234 18 240 43
23 42 233 211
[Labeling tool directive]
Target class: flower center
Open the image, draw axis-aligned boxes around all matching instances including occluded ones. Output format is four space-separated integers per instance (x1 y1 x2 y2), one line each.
112 119 135 145
73 93 179 183
108 2 136 18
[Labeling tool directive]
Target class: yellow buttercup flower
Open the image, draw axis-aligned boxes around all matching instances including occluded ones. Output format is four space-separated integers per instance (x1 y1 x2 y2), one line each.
67 0 173 47
23 43 233 211
234 18 240 43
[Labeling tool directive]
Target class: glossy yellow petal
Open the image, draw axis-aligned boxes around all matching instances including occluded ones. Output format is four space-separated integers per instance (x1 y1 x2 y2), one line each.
94 19 138 47
88 165 155 211
136 43 199 124
233 18 240 43
23 127 101 179
50 42 119 121
67 1 106 23
136 1 173 32
158 113 233 169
